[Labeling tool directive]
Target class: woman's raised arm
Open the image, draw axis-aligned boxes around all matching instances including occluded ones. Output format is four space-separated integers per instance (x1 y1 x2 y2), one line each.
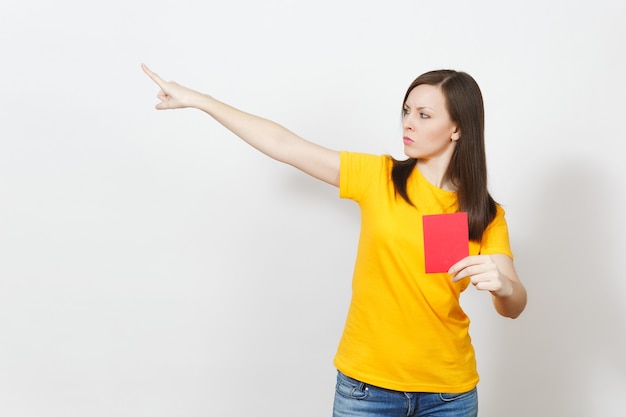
142 64 340 186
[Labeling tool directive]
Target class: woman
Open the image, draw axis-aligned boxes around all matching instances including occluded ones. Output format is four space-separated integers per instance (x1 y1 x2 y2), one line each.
142 64 527 417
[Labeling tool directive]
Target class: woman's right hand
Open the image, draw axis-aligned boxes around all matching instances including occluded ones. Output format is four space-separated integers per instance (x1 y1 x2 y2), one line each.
142 63 204 110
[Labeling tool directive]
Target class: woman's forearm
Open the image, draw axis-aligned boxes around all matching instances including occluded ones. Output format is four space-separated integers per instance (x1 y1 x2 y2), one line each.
492 278 527 319
193 94 306 163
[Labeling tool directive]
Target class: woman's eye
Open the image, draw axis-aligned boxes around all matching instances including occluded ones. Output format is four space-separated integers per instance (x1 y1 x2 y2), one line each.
420 113 430 119
402 108 409 116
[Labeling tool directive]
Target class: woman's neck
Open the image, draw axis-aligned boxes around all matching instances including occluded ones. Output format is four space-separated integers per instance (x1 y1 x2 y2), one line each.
416 159 456 191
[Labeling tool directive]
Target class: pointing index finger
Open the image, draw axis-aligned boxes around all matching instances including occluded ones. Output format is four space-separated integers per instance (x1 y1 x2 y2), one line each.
141 63 167 88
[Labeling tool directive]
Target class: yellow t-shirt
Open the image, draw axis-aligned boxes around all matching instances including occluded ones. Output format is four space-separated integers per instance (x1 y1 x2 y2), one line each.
334 152 513 393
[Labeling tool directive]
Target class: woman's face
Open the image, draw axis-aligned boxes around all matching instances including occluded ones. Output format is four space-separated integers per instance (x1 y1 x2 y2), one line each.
402 84 459 162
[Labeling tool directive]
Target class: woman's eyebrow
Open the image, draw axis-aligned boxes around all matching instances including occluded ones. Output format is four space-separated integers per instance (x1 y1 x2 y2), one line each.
404 104 434 110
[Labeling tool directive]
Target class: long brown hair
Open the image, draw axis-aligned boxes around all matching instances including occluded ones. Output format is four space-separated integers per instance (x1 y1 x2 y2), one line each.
391 70 496 242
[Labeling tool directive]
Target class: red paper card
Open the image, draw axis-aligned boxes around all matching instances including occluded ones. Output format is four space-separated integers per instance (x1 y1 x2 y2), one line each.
423 212 469 273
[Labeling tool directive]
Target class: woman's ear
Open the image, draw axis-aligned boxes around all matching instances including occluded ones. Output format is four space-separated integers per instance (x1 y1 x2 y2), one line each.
451 126 461 142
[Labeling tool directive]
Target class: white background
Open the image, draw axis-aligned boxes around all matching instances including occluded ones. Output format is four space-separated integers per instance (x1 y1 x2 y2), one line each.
1 0 625 416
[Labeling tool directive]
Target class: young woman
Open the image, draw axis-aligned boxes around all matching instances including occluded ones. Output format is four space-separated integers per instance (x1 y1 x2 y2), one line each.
142 64 527 417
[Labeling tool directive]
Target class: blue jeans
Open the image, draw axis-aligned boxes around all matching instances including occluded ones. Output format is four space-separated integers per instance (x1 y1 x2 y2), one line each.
333 371 478 417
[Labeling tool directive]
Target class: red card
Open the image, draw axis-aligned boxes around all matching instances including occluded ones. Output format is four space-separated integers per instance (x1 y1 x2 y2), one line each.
423 212 469 273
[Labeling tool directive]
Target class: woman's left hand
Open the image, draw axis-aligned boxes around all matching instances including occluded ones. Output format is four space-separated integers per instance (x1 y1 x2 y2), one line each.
449 254 527 318
448 255 513 297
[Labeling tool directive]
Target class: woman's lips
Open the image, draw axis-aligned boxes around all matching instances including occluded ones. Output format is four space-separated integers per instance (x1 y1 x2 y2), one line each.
403 136 414 145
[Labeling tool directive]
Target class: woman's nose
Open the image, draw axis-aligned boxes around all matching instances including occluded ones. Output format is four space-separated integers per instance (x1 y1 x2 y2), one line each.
403 116 414 131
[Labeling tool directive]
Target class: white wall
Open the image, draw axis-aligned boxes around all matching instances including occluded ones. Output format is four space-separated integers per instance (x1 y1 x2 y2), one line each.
1 0 625 416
